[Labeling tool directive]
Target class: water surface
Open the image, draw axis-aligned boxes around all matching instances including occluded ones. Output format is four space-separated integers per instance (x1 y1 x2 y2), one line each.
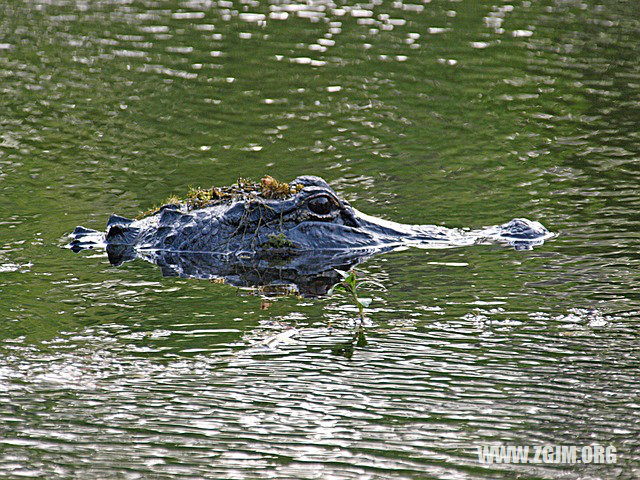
1 0 639 478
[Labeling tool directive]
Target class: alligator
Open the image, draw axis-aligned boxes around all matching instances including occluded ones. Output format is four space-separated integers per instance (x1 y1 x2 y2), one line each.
69 175 553 295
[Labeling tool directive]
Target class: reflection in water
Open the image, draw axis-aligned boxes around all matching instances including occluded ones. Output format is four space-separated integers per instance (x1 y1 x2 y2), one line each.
124 249 365 296
1 0 640 478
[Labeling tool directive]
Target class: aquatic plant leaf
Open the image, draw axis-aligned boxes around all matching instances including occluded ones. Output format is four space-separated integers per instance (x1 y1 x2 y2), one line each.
357 297 372 308
357 280 387 291
334 269 350 279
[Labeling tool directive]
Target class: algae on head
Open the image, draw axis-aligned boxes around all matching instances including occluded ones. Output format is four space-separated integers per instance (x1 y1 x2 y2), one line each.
260 175 304 199
264 232 295 249
136 175 305 219
135 195 181 220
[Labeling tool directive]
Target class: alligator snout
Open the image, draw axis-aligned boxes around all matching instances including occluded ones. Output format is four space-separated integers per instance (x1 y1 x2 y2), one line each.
481 217 554 250
499 218 551 239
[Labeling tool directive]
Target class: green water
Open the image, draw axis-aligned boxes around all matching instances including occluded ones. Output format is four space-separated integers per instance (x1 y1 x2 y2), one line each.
1 0 639 478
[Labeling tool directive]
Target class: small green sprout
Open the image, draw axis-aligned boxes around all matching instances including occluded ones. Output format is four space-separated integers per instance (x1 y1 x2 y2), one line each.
328 269 385 323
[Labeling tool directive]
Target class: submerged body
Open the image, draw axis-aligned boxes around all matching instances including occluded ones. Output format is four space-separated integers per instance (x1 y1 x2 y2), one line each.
69 176 553 294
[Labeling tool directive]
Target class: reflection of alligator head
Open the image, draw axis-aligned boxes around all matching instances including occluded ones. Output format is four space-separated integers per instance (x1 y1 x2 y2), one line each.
69 176 554 295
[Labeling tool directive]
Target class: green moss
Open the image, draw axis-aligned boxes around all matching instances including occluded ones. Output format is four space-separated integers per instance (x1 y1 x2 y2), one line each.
135 195 182 219
260 175 304 199
264 232 295 249
136 175 304 219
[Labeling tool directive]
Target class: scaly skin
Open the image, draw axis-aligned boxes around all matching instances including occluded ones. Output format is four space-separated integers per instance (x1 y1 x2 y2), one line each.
69 175 554 295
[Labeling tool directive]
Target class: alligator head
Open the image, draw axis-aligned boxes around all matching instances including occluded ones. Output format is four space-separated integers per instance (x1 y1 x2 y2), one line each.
69 175 553 295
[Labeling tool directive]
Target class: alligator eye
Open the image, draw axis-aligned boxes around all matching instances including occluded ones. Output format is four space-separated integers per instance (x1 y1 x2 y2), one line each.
308 195 333 216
